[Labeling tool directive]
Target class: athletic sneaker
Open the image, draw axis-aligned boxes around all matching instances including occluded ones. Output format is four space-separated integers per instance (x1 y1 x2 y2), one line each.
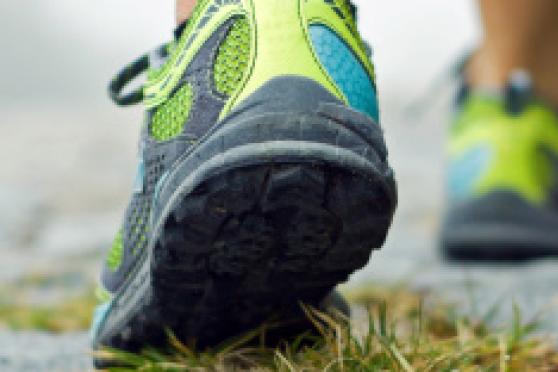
91 0 397 361
442 70 558 261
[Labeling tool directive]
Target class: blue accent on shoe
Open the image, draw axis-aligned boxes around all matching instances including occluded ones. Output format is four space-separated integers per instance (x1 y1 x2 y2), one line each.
151 170 170 222
309 24 379 121
449 146 492 200
90 302 112 341
153 171 169 201
134 159 145 194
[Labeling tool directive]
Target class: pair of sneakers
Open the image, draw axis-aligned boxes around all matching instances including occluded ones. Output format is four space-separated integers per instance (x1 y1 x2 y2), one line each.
91 0 558 362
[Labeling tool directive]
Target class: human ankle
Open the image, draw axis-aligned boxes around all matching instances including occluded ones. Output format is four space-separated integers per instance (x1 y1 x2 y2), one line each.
176 0 197 25
466 48 525 90
467 48 558 107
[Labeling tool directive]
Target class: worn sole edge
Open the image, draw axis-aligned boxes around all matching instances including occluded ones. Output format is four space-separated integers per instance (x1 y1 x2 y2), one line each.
93 140 396 350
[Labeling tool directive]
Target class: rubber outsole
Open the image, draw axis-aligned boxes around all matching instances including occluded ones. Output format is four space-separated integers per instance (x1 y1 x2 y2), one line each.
442 225 558 262
94 161 394 361
441 192 558 262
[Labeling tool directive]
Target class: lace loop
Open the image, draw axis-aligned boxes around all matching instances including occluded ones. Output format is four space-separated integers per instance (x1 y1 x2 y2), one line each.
108 53 149 106
108 44 170 106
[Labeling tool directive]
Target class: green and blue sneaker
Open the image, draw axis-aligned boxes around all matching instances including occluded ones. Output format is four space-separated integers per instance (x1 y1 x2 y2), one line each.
442 71 558 261
91 0 397 361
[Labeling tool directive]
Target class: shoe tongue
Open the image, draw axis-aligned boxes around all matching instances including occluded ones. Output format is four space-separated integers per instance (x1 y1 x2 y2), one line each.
505 70 534 116
456 69 535 116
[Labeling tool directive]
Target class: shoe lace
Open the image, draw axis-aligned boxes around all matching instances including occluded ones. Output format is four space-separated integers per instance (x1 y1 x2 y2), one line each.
108 43 169 106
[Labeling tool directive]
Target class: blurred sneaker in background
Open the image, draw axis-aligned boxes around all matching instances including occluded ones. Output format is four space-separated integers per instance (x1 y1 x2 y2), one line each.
442 70 558 261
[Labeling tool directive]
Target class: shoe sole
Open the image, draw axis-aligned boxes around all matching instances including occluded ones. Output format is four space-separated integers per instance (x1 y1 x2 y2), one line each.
441 192 558 262
442 225 558 262
93 98 396 363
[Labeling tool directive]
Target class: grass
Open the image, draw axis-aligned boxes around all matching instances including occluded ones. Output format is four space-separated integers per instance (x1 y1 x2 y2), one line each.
0 291 96 332
1 277 556 370
0 271 96 332
97 286 558 371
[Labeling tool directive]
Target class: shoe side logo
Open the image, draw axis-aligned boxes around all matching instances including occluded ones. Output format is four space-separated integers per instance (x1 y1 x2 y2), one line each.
144 0 244 109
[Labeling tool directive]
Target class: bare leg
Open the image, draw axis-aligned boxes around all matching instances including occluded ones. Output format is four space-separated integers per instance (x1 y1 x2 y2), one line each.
176 0 197 25
468 0 558 105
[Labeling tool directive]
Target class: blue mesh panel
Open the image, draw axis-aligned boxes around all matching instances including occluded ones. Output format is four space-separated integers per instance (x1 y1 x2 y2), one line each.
448 146 492 200
309 25 379 121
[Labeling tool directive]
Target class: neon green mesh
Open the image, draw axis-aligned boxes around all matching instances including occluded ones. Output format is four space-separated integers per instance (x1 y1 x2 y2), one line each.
151 84 193 141
106 230 123 271
213 17 251 96
131 201 150 254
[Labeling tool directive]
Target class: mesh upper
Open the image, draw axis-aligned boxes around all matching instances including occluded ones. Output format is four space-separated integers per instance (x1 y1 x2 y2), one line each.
150 17 250 142
213 17 251 96
104 153 165 272
151 84 193 141
106 230 123 271
125 198 151 255
309 24 378 121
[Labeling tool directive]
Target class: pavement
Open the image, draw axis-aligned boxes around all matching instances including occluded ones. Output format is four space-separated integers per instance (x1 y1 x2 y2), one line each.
1 1 557 371
0 333 91 372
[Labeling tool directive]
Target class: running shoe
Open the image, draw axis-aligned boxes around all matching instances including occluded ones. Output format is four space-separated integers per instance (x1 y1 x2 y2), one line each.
91 0 397 361
442 70 558 261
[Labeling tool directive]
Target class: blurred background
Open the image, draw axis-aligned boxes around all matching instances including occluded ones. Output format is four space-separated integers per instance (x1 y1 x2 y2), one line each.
1 1 556 370
0 0 477 285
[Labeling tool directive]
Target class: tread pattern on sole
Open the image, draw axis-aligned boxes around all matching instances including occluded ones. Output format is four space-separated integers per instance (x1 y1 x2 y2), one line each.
98 163 394 353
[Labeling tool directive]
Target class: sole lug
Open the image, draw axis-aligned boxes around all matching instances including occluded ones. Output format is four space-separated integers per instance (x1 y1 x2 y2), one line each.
94 162 395 362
